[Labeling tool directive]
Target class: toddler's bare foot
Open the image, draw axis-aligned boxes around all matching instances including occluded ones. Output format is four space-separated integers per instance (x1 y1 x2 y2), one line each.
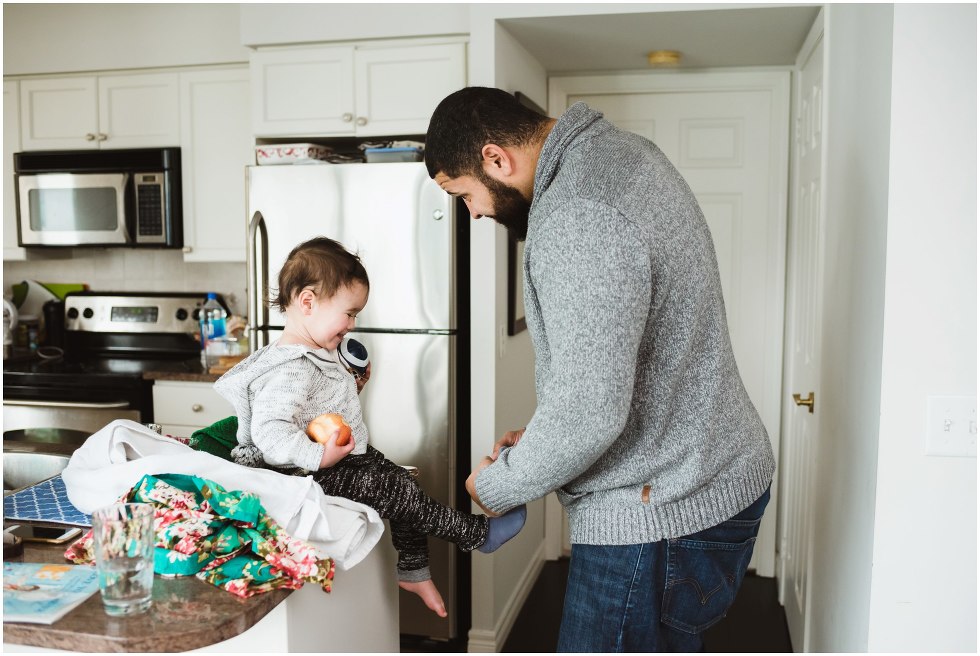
399 579 447 617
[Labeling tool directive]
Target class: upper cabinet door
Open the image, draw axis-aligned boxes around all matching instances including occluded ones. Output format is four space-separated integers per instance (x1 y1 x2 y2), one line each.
354 43 466 137
20 76 100 150
19 73 179 151
179 67 252 263
98 73 180 148
251 46 356 137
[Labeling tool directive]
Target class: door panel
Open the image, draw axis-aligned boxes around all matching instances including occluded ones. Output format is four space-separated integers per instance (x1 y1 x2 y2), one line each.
780 34 825 653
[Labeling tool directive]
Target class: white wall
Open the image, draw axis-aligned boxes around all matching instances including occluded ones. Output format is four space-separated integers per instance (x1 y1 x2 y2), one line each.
811 5 894 650
239 3 469 47
463 9 549 651
869 4 977 652
812 4 977 652
2 4 249 76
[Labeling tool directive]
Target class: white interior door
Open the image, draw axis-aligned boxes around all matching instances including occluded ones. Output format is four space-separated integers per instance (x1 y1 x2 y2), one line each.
550 71 790 576
780 27 825 652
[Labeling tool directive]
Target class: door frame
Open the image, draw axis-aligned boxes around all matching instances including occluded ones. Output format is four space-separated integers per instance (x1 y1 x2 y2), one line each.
547 70 791 576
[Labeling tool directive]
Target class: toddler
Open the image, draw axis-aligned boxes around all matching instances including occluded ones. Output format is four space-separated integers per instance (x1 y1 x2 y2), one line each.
215 236 525 616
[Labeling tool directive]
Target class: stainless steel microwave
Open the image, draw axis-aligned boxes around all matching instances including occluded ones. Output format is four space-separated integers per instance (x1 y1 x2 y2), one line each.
14 148 183 248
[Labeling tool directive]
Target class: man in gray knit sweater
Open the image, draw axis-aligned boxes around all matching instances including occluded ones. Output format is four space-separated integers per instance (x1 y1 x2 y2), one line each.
425 87 775 652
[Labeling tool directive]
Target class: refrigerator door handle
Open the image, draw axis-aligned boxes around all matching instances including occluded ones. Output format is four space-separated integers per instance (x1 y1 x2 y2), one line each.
247 210 270 348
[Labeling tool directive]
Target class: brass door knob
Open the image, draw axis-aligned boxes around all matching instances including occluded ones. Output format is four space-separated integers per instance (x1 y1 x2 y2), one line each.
793 392 815 413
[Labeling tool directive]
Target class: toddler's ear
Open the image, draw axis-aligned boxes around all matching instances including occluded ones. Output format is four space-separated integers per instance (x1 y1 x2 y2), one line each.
298 288 316 314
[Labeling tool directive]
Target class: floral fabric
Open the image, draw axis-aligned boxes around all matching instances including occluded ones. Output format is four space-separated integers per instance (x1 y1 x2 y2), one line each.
65 473 334 598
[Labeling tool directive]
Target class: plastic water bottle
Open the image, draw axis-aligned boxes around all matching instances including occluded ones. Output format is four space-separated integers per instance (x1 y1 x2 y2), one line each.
199 293 227 368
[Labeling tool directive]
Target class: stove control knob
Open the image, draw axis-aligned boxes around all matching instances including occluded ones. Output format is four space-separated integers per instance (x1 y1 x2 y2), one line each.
192 308 201 321
82 308 94 319
67 307 79 320
176 308 188 321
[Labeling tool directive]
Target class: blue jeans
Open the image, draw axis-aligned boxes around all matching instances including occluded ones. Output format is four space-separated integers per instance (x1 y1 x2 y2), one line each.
557 488 770 653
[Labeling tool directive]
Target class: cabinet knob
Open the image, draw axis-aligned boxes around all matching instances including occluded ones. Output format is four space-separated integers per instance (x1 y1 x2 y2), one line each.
97 133 108 142
191 403 203 412
85 133 96 141
342 113 353 123
356 116 368 126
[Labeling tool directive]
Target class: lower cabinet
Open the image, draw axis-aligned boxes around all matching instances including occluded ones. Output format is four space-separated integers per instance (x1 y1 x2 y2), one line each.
152 380 235 440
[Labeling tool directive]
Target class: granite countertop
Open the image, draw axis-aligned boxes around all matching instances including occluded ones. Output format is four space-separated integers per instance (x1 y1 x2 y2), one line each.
3 540 291 652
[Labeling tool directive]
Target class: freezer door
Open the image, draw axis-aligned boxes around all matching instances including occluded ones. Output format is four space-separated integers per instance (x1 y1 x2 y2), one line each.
246 163 455 332
354 331 457 640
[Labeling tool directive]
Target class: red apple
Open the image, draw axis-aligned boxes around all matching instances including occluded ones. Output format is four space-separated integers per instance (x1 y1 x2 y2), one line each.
306 413 352 447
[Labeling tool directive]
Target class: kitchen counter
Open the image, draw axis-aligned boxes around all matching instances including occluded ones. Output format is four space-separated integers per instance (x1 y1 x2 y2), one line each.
3 531 400 653
3 540 290 652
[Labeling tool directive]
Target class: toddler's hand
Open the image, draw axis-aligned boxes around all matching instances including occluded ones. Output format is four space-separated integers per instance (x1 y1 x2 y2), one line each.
318 430 355 469
355 363 372 394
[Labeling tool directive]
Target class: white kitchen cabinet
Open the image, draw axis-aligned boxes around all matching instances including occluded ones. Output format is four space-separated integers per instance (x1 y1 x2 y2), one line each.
152 380 235 440
251 41 465 138
179 67 252 262
19 72 179 150
3 80 26 261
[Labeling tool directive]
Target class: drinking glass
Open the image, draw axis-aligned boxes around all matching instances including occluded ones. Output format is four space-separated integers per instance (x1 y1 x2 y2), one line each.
91 503 155 616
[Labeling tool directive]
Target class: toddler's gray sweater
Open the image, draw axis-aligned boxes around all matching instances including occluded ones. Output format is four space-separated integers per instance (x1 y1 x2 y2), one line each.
474 103 775 544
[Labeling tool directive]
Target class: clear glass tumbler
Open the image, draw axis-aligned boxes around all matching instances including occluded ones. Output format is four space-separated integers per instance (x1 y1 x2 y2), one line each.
91 503 155 616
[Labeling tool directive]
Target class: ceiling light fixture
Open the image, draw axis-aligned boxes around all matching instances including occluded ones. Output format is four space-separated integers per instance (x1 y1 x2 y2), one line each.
647 50 682 67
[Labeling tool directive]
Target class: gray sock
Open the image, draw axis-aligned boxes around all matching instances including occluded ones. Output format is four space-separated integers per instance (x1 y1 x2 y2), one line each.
478 505 527 553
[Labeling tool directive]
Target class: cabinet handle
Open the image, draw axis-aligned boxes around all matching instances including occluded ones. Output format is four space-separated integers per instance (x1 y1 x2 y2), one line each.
356 116 368 126
191 404 203 412
97 133 108 142
85 133 96 141
342 113 353 123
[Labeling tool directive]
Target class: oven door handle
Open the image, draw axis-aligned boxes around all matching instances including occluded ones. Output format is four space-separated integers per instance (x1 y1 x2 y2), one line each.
2 400 132 410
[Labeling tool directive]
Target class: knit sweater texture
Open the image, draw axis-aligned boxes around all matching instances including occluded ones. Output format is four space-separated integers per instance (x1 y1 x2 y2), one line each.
213 342 369 471
474 103 776 544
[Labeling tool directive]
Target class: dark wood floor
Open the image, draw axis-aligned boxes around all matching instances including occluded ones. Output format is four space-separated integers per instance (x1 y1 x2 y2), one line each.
502 558 793 653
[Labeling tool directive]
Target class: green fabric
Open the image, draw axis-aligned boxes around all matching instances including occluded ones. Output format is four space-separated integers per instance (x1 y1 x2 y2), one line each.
64 472 335 598
189 416 238 461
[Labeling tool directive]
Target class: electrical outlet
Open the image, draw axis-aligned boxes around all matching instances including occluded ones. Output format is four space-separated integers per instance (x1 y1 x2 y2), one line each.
925 395 977 457
498 325 507 359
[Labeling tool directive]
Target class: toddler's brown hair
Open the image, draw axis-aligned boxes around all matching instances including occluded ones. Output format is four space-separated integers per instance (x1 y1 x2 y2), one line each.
271 237 369 312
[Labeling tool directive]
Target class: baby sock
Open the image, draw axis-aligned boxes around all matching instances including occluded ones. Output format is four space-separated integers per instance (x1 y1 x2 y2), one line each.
478 505 527 553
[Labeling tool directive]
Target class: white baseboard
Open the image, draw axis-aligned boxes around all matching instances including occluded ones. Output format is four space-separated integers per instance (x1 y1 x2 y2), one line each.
467 541 547 653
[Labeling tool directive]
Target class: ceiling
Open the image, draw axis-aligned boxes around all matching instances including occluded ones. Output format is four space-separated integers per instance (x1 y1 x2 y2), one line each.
499 5 821 73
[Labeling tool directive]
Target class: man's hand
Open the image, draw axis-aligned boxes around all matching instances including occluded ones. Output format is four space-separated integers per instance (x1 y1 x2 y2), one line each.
466 455 498 517
491 427 525 460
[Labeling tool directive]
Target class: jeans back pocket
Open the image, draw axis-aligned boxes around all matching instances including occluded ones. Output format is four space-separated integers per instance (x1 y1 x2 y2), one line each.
661 490 769 634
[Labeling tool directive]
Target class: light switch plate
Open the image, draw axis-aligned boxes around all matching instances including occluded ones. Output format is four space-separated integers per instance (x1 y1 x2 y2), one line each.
925 395 977 457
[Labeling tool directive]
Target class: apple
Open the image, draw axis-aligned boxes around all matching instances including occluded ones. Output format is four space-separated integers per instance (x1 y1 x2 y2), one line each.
306 412 352 447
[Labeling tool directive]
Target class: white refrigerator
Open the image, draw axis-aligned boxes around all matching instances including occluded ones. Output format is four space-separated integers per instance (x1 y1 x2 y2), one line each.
246 162 468 642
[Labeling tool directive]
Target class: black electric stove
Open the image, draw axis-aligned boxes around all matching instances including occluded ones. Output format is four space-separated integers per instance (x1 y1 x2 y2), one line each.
2 292 227 424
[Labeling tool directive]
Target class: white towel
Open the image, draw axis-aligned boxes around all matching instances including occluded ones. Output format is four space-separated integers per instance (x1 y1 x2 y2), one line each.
61 419 384 570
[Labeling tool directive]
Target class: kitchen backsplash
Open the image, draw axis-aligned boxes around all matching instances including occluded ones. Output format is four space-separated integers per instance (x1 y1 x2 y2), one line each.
3 250 247 317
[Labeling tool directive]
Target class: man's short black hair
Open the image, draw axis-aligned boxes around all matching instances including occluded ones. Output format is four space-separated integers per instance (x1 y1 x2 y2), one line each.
425 87 550 179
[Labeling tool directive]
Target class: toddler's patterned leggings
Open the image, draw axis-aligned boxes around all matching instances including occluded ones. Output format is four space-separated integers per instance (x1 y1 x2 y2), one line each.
304 446 489 581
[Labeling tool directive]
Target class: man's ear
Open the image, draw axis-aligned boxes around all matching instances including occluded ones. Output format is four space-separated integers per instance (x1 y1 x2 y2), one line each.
480 143 515 180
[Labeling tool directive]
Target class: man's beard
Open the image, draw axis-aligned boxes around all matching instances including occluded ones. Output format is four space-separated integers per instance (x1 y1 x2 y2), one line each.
477 170 531 240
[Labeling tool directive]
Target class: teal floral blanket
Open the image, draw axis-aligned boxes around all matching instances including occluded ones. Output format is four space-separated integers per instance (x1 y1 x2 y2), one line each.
65 473 335 598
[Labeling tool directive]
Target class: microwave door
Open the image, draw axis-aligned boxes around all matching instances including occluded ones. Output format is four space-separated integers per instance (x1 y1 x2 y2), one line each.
17 172 130 246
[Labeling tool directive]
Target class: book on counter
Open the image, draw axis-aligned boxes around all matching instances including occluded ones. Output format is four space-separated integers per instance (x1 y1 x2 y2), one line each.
3 562 99 624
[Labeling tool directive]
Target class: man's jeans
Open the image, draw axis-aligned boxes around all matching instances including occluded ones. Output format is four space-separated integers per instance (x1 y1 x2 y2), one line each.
557 488 770 652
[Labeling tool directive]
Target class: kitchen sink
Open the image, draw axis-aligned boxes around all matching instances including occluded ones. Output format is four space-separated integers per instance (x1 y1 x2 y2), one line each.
3 451 71 493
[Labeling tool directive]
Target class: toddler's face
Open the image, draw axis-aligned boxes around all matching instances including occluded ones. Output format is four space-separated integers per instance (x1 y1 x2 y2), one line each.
304 282 368 350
